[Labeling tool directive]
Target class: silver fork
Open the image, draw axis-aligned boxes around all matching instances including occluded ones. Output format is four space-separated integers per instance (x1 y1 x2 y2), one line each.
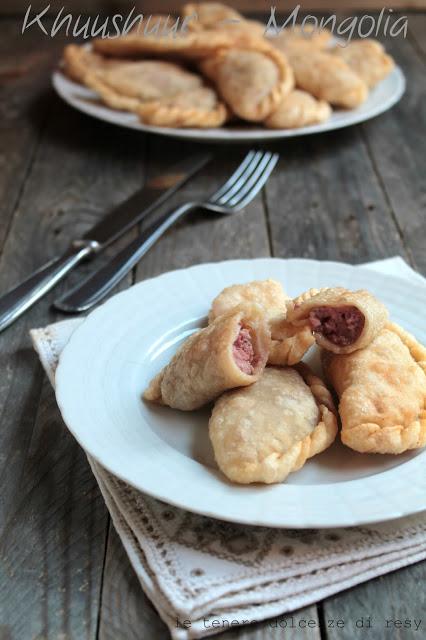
54 150 279 313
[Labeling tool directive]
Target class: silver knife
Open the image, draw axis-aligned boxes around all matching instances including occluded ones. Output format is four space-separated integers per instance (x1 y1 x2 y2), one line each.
53 202 194 312
0 152 210 332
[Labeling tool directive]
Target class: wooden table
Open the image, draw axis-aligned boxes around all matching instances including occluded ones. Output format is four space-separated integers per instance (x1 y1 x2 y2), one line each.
1 11 425 640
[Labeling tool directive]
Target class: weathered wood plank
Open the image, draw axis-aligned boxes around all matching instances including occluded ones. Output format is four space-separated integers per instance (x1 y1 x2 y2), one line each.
136 142 272 277
408 12 426 56
0 91 147 637
0 96 145 527
98 526 170 640
264 126 406 264
321 561 426 640
0 20 63 253
359 20 426 274
0 380 108 640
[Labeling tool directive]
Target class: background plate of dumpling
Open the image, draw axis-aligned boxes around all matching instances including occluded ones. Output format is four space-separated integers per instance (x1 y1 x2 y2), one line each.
56 258 426 528
52 64 405 143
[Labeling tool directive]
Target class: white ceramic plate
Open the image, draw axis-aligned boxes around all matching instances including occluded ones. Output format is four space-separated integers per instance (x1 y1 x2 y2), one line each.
52 66 405 143
56 259 426 528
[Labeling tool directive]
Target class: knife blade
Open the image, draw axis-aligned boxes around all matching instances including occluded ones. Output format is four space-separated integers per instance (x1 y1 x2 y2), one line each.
0 151 211 333
81 151 210 248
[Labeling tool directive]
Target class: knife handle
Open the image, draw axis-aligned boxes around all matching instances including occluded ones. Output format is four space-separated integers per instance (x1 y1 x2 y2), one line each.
0 241 98 333
54 203 195 313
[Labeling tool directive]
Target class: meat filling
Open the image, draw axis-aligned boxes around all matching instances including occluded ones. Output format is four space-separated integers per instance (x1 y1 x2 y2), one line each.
233 325 256 374
309 305 365 346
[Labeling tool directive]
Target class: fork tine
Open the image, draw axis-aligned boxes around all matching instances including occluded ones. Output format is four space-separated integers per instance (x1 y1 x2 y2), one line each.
227 153 279 210
214 151 273 208
212 150 268 205
210 150 258 201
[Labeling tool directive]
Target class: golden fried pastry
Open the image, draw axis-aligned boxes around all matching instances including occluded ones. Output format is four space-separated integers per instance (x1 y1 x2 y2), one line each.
331 39 395 88
208 280 314 365
209 365 337 484
323 324 426 454
284 287 389 354
93 25 235 60
264 89 331 129
138 87 228 128
268 320 316 366
143 305 270 410
208 279 288 323
182 2 265 37
200 43 294 121
269 26 332 54
64 45 204 113
284 49 368 109
63 44 110 83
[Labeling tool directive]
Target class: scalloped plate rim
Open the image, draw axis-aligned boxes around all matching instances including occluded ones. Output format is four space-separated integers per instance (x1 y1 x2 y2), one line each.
55 258 426 528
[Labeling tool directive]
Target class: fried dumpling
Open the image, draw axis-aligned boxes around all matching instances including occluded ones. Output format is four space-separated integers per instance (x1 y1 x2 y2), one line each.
209 365 337 484
208 279 288 323
269 25 332 54
323 323 426 454
64 45 204 113
264 89 331 129
208 280 314 365
143 305 270 410
331 39 395 88
138 86 228 128
92 24 235 60
63 44 110 83
283 48 368 109
199 43 294 121
283 287 389 354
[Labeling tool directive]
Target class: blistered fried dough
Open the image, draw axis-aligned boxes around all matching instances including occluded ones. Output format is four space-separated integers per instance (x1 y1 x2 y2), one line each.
182 2 265 37
89 62 205 113
64 45 204 113
200 44 294 121
323 325 426 454
208 280 314 365
64 44 114 83
209 279 289 323
93 26 235 60
268 322 315 366
269 26 332 53
331 39 395 88
265 89 331 129
138 87 228 128
388 322 426 373
209 365 337 484
285 49 368 109
143 305 270 411
284 287 388 355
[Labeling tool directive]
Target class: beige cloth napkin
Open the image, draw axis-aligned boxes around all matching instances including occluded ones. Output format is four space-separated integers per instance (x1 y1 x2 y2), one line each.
31 257 426 640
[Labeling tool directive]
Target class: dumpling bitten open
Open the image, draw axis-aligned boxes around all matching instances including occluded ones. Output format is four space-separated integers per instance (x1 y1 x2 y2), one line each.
209 279 314 365
283 287 389 354
143 304 270 410
209 365 337 484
